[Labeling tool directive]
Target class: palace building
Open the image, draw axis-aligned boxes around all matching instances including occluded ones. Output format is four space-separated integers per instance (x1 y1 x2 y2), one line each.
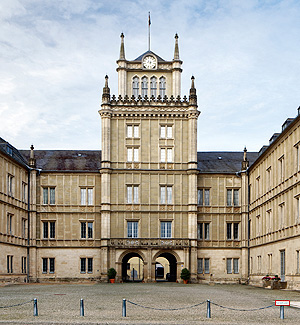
1 33 300 289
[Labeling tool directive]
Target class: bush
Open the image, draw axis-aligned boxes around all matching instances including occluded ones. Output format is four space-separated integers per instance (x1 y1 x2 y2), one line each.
180 268 191 280
107 267 117 279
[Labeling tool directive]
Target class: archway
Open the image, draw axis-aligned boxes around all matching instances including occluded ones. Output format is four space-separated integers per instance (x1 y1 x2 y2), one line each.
122 252 144 282
155 252 177 282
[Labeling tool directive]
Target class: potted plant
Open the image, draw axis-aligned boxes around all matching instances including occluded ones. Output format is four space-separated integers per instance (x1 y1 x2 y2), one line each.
107 267 117 283
262 275 271 287
180 268 191 284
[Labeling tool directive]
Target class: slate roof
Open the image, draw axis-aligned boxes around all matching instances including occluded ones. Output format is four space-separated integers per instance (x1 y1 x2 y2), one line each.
20 150 101 172
0 137 29 168
197 151 259 173
134 50 165 62
18 149 258 173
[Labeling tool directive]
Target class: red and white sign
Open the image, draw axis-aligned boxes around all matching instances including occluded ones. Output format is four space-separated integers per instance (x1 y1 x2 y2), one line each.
275 300 290 306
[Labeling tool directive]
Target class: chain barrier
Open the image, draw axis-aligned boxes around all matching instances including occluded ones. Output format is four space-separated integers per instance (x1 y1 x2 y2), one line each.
127 299 206 311
0 299 34 309
210 301 274 311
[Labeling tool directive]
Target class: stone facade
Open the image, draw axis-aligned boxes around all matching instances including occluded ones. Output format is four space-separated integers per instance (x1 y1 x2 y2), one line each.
0 34 299 289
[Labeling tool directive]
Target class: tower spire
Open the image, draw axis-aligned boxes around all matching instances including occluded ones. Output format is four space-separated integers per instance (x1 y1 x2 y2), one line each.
119 33 125 60
148 12 151 51
173 33 180 60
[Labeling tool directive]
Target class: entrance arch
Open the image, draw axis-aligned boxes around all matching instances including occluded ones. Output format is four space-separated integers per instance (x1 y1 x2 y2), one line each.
154 252 177 282
121 252 144 282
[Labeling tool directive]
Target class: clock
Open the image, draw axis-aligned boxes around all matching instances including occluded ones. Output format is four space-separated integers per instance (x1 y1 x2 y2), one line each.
143 55 156 69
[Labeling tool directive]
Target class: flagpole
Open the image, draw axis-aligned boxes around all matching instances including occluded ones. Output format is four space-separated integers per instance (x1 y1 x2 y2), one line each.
148 12 151 51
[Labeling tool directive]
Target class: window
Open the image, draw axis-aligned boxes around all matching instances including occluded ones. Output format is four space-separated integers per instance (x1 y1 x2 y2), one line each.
266 209 272 233
256 215 261 236
197 258 209 274
297 250 300 274
132 76 139 97
7 255 13 273
296 145 300 172
160 148 173 163
296 197 300 224
257 255 262 273
227 189 239 206
204 258 210 274
42 258 55 273
227 223 239 240
279 203 285 229
159 76 166 97
127 185 139 204
127 148 139 162
141 76 148 97
198 223 210 240
161 221 171 238
22 182 27 203
6 144 13 156
21 256 26 273
160 186 172 204
7 174 13 196
127 125 139 138
198 189 210 206
278 156 285 183
266 167 272 191
7 213 13 235
80 188 93 205
268 253 272 274
81 222 93 239
150 76 157 97
227 258 239 274
256 176 260 198
80 258 93 273
43 221 56 239
160 125 172 138
197 223 203 240
197 258 203 273
43 187 55 205
127 221 138 238
22 218 27 238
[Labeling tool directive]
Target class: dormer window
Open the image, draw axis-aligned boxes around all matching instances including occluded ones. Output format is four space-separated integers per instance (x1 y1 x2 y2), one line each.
132 76 139 97
141 76 148 98
159 77 166 97
150 77 157 97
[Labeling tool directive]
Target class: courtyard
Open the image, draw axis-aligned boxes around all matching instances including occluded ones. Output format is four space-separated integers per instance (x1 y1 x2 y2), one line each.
0 282 300 324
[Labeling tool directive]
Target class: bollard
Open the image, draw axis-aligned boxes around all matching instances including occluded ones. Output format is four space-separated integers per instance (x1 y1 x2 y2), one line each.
122 299 126 317
33 298 38 316
280 305 284 320
80 298 84 316
206 299 211 318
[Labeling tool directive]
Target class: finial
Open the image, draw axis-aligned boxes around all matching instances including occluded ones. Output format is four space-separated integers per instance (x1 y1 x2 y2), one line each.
148 12 151 51
243 146 247 161
242 146 249 170
102 75 110 102
191 76 195 88
119 33 125 60
189 76 197 105
105 75 109 87
29 144 36 167
173 33 180 60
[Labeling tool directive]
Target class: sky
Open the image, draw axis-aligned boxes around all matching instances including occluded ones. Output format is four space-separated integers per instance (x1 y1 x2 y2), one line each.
1 0 300 152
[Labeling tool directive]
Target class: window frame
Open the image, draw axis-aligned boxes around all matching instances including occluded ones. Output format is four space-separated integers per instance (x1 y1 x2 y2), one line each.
160 221 172 238
127 221 138 238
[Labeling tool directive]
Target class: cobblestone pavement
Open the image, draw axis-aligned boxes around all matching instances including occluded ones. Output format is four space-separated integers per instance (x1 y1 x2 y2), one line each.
0 282 300 324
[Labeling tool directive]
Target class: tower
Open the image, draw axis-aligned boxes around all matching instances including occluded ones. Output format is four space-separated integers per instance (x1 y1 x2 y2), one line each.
99 33 200 282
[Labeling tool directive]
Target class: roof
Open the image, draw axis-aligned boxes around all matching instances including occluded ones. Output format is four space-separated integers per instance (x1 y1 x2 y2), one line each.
134 50 165 62
197 151 258 173
19 150 101 172
0 137 29 169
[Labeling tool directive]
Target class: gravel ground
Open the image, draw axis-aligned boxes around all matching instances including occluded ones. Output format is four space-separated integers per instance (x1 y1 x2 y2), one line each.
0 282 300 324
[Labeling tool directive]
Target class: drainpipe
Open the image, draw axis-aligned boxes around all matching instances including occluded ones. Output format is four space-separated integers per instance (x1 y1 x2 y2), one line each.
247 170 250 282
27 168 31 283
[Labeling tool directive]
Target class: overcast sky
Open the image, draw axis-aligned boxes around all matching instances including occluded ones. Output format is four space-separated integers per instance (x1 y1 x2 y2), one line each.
1 0 300 152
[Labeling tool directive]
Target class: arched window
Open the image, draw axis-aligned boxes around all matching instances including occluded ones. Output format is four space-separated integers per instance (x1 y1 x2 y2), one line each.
159 77 166 97
141 76 148 98
132 77 139 98
150 76 157 98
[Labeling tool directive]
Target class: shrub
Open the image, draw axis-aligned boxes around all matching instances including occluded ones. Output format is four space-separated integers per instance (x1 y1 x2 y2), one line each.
107 267 117 279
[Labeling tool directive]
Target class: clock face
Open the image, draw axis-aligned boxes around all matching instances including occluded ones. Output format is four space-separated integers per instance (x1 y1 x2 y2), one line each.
143 56 156 69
